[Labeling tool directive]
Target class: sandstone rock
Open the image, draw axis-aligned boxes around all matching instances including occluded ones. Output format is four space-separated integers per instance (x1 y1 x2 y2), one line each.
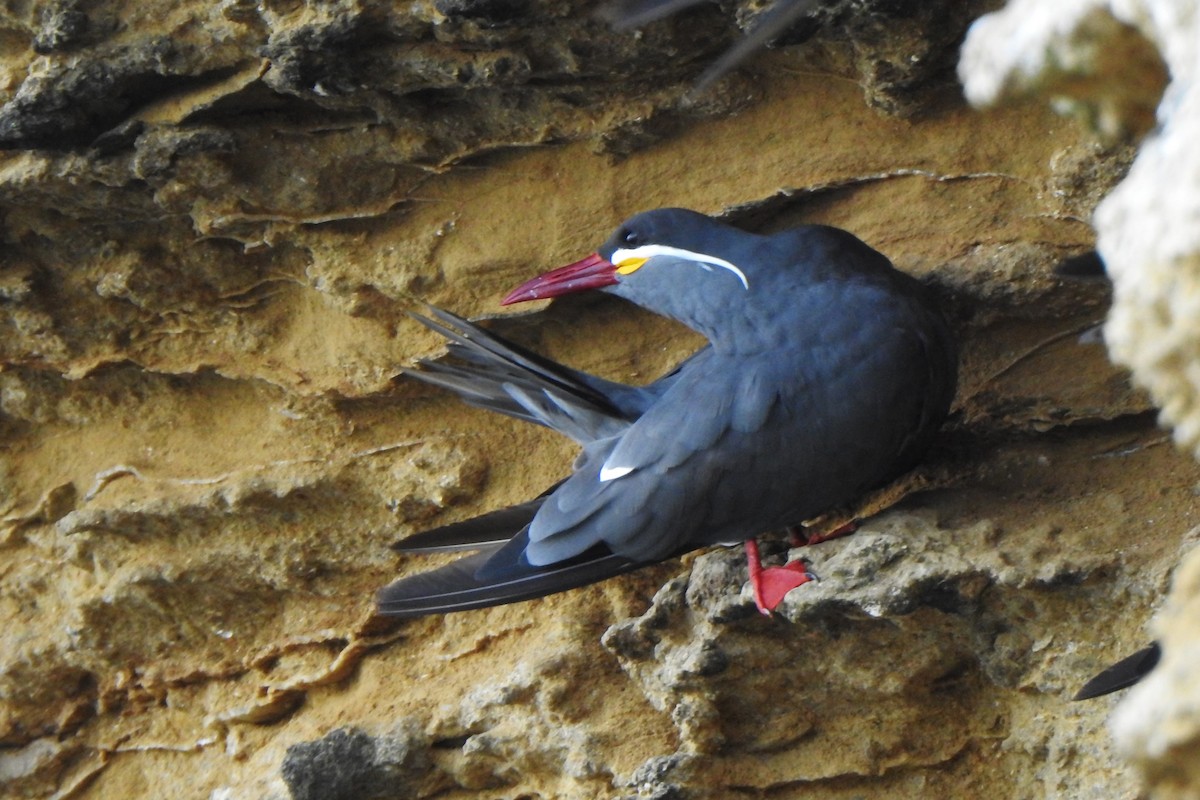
0 0 1187 797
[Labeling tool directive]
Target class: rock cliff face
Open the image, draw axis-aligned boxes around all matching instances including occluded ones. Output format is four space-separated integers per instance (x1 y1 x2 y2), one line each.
0 1 1193 798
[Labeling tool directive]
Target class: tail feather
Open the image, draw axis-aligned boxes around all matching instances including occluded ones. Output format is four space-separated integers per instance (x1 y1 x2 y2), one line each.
415 309 618 412
406 360 545 428
420 308 599 391
407 308 634 442
378 535 645 617
392 492 553 553
503 383 630 442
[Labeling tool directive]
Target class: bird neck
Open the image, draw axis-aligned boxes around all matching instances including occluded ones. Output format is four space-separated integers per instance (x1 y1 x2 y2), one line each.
669 303 784 356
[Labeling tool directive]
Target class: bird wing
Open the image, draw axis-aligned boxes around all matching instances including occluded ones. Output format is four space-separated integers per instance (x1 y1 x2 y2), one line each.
524 357 791 564
406 307 666 444
603 350 778 473
376 529 645 617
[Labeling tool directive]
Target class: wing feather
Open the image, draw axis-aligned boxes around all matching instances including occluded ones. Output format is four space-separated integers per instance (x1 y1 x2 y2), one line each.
391 491 554 553
406 308 648 443
377 531 644 617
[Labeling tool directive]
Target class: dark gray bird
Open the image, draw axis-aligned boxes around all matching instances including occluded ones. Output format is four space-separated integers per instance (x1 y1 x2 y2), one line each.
378 208 956 617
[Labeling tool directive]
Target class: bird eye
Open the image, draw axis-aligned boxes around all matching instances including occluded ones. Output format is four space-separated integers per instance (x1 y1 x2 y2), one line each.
622 229 639 246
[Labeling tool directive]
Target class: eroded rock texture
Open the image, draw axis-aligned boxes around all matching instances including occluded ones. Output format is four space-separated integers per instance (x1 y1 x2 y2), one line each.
962 2 1200 797
0 0 1188 798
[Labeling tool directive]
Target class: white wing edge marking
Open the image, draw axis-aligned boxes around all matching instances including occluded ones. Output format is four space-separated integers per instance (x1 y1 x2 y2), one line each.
611 244 750 290
600 465 634 482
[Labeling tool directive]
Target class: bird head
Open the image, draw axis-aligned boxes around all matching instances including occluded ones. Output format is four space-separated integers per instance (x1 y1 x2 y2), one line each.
502 209 758 319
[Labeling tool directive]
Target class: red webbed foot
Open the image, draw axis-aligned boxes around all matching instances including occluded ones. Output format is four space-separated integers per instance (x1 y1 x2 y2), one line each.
745 539 816 615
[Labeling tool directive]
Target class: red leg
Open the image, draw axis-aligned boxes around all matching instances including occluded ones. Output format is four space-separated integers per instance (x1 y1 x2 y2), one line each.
789 520 859 547
744 539 815 615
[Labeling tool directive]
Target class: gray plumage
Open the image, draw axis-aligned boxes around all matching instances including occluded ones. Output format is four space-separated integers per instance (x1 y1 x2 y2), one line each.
378 208 956 617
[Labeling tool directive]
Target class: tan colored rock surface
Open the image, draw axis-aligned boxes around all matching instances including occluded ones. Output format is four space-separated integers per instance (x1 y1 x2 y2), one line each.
1112 543 1200 800
962 2 1200 797
0 0 1185 798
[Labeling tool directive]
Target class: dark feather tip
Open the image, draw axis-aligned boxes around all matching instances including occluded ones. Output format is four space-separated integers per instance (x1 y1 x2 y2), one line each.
1073 643 1161 701
378 530 646 618
1054 251 1108 281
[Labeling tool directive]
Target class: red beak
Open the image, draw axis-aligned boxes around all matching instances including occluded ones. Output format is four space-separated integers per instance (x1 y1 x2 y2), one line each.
501 253 618 306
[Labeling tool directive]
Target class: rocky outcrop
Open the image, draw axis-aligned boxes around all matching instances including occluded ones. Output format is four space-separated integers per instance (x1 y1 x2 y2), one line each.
0 0 1189 797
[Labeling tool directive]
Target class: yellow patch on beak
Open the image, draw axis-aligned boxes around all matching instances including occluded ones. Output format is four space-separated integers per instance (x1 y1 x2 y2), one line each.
615 256 648 275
